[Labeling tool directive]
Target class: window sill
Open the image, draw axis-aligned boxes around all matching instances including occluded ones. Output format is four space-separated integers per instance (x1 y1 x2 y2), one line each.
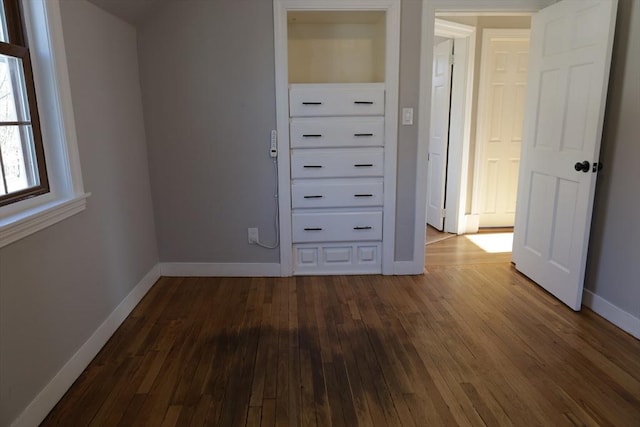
0 193 90 248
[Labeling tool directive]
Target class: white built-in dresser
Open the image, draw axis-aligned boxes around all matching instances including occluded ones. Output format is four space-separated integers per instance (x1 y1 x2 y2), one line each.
289 83 385 274
275 4 399 275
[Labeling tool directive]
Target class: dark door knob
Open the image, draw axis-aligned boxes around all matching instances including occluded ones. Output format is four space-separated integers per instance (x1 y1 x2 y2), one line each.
574 161 590 172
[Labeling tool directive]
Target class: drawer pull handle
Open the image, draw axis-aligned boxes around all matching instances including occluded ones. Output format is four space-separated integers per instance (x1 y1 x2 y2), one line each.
354 133 374 137
354 164 373 167
354 101 374 105
354 194 373 198
304 227 323 231
303 165 323 168
303 195 323 199
354 226 373 230
302 134 323 138
302 102 322 105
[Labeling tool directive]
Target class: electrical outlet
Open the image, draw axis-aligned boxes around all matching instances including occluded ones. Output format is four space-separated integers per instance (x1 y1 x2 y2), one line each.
248 228 259 244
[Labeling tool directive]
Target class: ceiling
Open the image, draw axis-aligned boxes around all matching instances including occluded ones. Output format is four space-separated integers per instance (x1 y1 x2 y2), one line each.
87 0 165 25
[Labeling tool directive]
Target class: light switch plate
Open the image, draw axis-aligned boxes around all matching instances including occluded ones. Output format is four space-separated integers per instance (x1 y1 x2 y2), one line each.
402 107 414 125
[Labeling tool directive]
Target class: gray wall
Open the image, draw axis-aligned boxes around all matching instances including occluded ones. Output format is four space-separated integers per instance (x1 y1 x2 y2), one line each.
138 0 423 263
138 0 279 263
0 1 158 424
585 0 640 319
395 0 423 261
138 0 639 311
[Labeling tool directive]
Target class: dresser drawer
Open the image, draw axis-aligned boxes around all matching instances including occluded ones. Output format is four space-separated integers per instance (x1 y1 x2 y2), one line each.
291 179 383 209
292 211 382 243
289 84 385 117
291 148 383 179
290 117 384 148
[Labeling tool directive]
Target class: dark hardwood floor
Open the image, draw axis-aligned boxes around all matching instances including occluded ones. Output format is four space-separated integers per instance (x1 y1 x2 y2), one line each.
42 236 640 426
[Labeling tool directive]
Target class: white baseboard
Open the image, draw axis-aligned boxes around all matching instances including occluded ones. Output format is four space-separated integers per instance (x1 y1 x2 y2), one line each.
161 262 422 277
10 264 162 427
464 214 480 233
393 260 424 275
582 289 640 339
160 262 281 277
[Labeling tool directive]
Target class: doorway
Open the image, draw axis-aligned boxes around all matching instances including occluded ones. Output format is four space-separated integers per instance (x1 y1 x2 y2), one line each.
425 19 476 237
424 14 531 252
417 0 618 311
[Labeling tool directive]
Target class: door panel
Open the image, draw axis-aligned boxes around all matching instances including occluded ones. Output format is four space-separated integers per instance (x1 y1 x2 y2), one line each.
476 32 530 228
426 39 453 231
513 0 618 311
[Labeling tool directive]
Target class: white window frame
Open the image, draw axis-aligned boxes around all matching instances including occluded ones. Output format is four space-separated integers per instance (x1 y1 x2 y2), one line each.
0 0 88 248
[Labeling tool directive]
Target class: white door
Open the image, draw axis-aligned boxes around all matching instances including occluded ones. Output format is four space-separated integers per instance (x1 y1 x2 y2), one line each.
513 0 618 310
426 39 453 231
476 31 530 228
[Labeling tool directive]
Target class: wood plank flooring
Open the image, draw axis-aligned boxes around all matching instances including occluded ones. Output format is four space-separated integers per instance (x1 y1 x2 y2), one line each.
425 232 513 266
425 225 455 246
43 237 640 426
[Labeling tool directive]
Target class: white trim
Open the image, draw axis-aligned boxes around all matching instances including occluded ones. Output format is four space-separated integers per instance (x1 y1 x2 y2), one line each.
463 213 480 233
381 1 401 275
434 17 475 38
273 0 400 276
428 0 551 15
1 0 88 245
21 0 85 198
10 264 162 427
471 28 530 219
160 263 282 277
32 0 85 195
0 193 89 248
394 261 424 275
274 0 401 9
273 0 293 276
582 290 640 340
436 11 537 17
294 268 380 276
434 20 476 235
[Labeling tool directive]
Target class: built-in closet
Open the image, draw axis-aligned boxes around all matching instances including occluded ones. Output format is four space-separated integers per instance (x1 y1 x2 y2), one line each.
274 1 400 276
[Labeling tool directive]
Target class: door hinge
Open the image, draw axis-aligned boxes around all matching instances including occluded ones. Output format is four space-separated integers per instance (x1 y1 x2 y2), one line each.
449 54 455 65
441 208 446 218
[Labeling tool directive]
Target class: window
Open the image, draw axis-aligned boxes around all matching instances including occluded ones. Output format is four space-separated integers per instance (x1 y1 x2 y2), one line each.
0 0 48 206
0 0 87 248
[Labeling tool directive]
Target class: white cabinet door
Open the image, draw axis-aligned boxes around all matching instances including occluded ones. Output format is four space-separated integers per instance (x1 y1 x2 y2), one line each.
426 39 453 231
513 0 617 310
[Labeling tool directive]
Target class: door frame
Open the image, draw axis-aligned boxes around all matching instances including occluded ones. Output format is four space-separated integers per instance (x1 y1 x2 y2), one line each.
273 0 401 276
471 28 530 228
414 0 555 272
432 18 476 235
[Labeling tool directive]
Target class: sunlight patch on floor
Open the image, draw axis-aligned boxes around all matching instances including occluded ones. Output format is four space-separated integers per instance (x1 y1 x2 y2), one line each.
465 233 514 253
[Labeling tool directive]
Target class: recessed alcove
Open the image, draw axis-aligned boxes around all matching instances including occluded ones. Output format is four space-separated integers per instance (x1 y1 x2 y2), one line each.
287 11 386 84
